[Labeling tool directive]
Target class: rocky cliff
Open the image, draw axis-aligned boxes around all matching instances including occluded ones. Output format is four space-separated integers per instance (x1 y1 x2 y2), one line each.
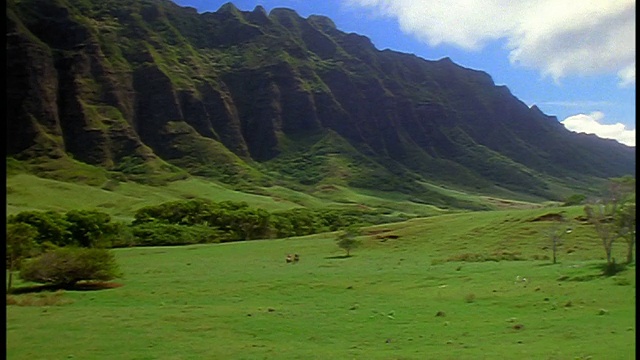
6 0 635 202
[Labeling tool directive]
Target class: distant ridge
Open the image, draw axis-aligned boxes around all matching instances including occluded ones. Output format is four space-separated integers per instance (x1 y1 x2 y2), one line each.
6 0 635 206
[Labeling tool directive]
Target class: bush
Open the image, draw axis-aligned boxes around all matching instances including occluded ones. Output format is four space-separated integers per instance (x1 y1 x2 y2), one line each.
19 248 121 288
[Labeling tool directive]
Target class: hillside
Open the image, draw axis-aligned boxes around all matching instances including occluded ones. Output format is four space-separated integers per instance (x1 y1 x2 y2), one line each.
5 0 635 209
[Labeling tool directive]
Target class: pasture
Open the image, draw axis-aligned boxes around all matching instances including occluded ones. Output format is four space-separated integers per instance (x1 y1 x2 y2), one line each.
6 207 636 359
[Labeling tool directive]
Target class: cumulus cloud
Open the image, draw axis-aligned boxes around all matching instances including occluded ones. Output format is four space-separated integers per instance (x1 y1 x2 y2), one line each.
344 0 635 86
561 111 635 146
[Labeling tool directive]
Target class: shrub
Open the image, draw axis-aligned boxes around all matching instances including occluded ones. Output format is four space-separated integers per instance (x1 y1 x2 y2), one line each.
19 248 121 288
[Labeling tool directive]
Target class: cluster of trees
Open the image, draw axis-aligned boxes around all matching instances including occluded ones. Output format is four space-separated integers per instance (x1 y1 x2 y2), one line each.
7 200 405 251
131 199 407 243
6 209 126 291
7 210 124 249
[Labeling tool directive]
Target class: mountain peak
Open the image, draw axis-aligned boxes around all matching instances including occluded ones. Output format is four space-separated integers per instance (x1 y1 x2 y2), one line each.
218 2 240 14
269 7 301 19
308 15 337 30
253 5 267 16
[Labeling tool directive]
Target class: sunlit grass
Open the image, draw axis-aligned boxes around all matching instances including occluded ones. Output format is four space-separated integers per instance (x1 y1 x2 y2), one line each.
6 207 635 359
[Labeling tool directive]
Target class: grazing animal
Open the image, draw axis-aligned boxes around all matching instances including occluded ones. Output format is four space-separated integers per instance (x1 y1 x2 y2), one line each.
285 254 300 264
515 276 528 285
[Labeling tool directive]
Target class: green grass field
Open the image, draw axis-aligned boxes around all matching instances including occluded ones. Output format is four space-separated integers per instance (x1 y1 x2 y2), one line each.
6 207 636 359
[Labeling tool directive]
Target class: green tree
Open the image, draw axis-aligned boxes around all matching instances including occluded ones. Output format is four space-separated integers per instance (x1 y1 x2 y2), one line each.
6 222 39 291
269 214 295 238
8 210 72 248
287 208 320 236
615 196 636 264
64 210 116 248
583 176 635 271
336 227 362 257
234 208 271 240
130 222 222 246
19 247 121 288
584 202 618 267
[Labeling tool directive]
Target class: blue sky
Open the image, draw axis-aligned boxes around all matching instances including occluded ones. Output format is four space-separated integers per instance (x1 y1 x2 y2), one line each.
172 0 635 147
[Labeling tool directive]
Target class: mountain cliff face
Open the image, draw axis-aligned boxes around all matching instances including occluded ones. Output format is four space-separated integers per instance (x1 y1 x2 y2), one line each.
6 0 635 203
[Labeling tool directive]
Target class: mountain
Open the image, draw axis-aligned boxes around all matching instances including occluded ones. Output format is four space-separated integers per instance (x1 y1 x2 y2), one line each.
6 0 635 208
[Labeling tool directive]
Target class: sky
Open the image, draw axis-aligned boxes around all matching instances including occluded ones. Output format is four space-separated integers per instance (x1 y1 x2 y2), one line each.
172 0 636 147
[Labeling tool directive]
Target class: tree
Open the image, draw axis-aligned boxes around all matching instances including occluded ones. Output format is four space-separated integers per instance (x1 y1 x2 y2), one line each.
584 202 618 267
615 196 636 264
544 216 573 264
336 227 362 257
234 208 271 240
64 210 116 248
19 247 121 288
583 176 635 271
8 210 72 247
6 222 39 291
606 176 636 264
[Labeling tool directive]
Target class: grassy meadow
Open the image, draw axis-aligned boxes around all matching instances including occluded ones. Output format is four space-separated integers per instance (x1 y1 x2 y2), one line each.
6 206 636 359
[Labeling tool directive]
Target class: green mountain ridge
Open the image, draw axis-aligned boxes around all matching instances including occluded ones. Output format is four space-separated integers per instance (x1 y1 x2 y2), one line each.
6 0 635 211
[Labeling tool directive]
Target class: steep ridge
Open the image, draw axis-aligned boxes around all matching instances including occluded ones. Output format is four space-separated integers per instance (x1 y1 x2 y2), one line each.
6 0 635 203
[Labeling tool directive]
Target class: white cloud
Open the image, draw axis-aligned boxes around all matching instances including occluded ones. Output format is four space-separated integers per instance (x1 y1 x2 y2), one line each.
617 64 635 87
344 0 636 86
561 111 635 146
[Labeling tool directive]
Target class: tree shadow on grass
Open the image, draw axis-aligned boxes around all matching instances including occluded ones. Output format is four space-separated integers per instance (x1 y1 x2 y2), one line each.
7 281 123 295
324 255 352 260
554 262 629 282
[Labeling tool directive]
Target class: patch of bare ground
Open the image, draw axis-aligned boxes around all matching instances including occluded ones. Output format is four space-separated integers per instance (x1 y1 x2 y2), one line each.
530 213 565 222
483 197 541 210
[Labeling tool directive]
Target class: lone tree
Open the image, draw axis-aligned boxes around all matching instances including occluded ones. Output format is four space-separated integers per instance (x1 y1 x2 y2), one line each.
544 216 572 264
336 227 362 257
615 194 636 264
6 222 39 292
